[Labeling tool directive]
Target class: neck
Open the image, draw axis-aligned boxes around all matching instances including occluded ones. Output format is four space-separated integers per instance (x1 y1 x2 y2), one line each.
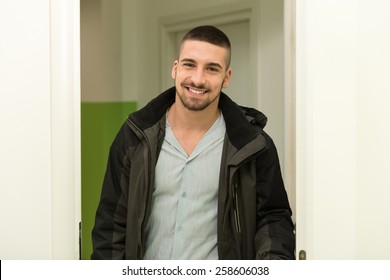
167 99 220 132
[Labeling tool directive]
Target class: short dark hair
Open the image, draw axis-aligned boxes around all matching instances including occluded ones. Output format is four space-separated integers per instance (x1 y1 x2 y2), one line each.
179 25 231 67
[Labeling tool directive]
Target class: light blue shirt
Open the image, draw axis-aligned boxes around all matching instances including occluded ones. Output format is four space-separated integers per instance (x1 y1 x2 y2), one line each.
143 113 226 260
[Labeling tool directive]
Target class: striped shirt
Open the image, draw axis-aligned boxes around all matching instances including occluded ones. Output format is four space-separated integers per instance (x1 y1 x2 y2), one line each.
143 113 226 259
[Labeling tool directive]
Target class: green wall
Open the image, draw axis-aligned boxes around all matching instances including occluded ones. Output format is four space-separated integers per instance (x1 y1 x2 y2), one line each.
81 101 137 259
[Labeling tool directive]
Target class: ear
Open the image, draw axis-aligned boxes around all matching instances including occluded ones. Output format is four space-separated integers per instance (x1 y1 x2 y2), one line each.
171 60 178 80
222 68 232 88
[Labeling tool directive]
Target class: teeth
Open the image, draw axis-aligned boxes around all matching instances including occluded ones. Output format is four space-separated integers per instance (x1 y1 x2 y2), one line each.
189 88 205 95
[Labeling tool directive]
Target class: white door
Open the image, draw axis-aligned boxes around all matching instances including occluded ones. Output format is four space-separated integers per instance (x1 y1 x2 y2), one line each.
0 0 80 259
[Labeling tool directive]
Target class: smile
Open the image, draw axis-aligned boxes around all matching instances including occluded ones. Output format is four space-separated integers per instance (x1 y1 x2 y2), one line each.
187 87 207 95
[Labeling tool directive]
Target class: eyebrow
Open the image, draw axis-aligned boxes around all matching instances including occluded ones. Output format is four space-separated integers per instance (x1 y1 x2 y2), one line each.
180 58 223 69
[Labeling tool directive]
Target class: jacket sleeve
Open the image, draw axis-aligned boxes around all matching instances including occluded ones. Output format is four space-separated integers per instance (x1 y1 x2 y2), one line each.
254 132 296 260
91 123 132 259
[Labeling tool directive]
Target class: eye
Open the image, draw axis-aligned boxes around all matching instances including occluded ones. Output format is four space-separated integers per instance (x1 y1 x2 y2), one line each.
206 67 219 72
182 63 195 68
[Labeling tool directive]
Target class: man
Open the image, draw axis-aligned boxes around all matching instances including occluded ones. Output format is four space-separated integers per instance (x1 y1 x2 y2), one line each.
91 25 295 259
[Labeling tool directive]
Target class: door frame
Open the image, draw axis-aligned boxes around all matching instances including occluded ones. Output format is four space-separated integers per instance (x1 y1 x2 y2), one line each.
51 0 81 259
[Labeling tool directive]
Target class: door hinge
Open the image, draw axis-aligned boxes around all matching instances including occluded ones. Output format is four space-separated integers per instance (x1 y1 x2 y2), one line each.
299 250 306 260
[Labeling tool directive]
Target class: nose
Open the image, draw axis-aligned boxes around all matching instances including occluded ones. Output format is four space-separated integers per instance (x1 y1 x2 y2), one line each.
191 68 206 86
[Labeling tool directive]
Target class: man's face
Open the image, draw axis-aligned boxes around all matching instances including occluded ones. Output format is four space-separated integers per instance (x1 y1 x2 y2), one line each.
171 40 232 111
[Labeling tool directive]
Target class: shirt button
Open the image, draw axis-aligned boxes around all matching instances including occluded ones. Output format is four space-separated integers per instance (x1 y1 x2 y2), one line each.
177 225 183 231
182 192 187 198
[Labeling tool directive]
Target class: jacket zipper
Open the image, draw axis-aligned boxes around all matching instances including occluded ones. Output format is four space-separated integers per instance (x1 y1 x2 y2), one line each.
232 175 241 234
230 147 267 236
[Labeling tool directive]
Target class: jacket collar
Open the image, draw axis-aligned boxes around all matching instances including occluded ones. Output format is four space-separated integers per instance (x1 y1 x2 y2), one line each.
129 87 176 132
129 87 267 150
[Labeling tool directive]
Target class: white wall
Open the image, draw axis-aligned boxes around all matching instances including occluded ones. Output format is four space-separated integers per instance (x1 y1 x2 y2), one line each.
0 0 80 259
296 0 390 259
81 0 123 102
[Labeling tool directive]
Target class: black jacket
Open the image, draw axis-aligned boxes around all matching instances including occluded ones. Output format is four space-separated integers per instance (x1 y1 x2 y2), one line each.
92 87 295 259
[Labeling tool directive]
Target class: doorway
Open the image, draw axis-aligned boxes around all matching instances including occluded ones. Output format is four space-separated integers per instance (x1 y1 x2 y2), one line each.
80 0 295 259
